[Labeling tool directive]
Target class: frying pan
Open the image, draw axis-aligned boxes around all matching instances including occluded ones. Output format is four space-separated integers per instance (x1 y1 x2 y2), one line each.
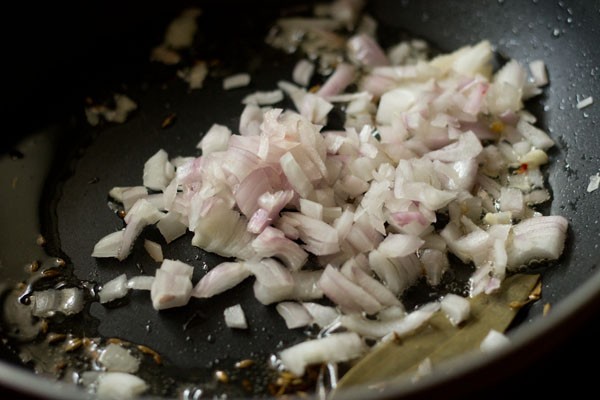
1 0 599 398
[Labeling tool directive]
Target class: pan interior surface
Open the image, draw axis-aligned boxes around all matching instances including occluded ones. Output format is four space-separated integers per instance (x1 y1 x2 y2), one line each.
1 0 599 399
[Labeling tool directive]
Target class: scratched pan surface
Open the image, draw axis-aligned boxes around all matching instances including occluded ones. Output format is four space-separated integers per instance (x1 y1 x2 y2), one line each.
1 0 599 399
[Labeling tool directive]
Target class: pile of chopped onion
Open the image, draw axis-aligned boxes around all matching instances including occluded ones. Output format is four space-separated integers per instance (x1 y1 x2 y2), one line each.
92 0 568 380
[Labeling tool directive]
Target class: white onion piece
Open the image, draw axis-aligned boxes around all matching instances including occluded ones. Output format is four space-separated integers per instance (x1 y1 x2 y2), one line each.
31 288 85 318
343 264 401 307
342 302 439 339
198 124 232 154
118 199 164 261
178 61 209 90
127 276 155 291
303 302 339 328
224 304 248 329
192 261 251 298
425 131 483 162
377 233 424 258
282 212 340 256
98 344 140 373
160 259 194 279
242 90 284 105
223 73 251 90
251 227 308 271
440 294 470 326
290 270 324 300
318 265 382 314
480 329 510 353
276 302 313 329
528 60 548 87
99 274 129 304
292 59 315 87
239 104 264 136
317 63 356 98
150 261 193 310
347 33 389 67
157 211 188 244
163 8 201 49
143 149 175 191
247 259 295 305
95 372 148 400
92 230 125 258
507 215 568 268
516 119 554 150
117 186 148 212
576 96 593 109
144 240 163 262
279 332 365 376
420 248 449 286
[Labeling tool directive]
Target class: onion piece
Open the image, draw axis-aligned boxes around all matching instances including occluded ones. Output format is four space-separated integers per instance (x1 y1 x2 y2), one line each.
318 265 383 314
276 302 313 329
150 260 193 310
303 302 339 328
252 227 308 271
95 372 148 400
127 276 155 291
317 63 356 98
247 259 295 305
279 332 365 376
293 59 315 87
440 294 470 326
224 304 248 329
223 73 251 90
242 90 284 106
98 343 140 373
144 239 163 262
198 124 232 154
506 215 568 268
377 233 425 258
92 230 125 258
143 149 175 191
480 329 510 353
347 34 389 67
99 274 129 304
192 261 251 298
157 211 188 243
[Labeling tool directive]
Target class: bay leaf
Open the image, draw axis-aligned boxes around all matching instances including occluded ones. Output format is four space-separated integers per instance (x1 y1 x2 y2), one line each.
334 273 540 394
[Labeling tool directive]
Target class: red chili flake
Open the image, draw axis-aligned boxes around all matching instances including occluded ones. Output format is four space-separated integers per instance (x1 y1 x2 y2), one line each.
515 163 528 174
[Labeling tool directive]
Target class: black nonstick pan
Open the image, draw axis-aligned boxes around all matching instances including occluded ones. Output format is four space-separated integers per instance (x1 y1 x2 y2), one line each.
1 0 599 399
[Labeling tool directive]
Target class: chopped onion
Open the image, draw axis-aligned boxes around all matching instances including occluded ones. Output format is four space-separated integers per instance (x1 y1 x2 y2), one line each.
150 260 193 310
92 5 570 381
279 332 365 376
276 302 313 329
95 372 148 400
98 343 140 373
192 261 251 298
480 329 510 353
440 294 470 326
224 304 248 329
99 274 129 304
198 124 232 154
587 173 600 193
247 258 295 305
242 90 284 105
576 96 593 109
178 61 209 90
223 73 251 90
293 59 315 87
127 276 155 291
143 149 175 191
144 240 163 262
